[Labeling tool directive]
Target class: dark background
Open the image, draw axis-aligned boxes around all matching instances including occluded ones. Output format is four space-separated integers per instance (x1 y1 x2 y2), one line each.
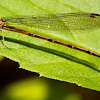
0 57 100 100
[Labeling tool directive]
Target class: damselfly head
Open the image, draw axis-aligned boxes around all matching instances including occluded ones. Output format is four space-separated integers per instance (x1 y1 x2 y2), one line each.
0 17 5 28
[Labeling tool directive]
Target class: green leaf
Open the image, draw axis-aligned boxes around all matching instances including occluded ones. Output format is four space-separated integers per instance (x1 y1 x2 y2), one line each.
0 0 100 91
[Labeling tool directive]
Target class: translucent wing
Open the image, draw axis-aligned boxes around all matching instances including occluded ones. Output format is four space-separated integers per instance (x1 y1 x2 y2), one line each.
3 13 100 31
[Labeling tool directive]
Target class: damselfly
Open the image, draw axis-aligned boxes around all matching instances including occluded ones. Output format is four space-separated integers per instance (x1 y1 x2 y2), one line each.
0 13 100 57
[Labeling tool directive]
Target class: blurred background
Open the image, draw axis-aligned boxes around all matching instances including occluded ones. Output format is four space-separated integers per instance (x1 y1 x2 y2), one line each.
0 56 100 100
